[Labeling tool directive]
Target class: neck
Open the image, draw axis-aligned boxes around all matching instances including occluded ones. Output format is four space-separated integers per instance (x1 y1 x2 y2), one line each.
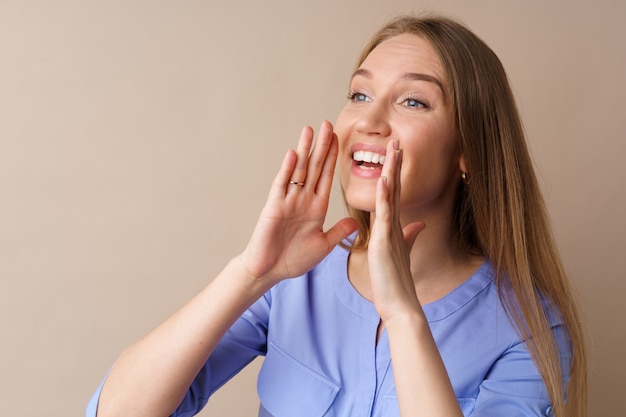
348 210 483 305
405 219 481 303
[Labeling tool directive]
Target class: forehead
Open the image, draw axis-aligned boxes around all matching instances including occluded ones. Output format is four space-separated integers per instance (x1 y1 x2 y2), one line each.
360 33 445 81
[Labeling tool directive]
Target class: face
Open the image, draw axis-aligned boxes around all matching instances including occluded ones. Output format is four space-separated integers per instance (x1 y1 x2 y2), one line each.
335 33 463 223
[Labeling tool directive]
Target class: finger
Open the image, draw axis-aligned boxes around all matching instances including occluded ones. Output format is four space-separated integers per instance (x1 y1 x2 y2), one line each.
394 147 402 206
376 140 399 221
382 140 402 228
290 126 314 186
374 175 392 230
393 148 404 225
380 140 394 182
381 140 399 190
403 222 426 251
315 131 339 197
303 120 334 192
324 217 359 249
269 149 297 199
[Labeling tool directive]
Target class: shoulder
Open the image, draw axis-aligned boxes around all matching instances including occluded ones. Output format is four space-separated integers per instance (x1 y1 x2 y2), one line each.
426 260 566 343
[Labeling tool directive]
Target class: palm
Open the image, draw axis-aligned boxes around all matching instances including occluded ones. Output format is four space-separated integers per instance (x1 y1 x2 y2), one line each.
240 121 357 283
368 142 425 321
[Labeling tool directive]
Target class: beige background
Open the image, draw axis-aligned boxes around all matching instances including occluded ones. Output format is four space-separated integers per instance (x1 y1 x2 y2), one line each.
1 1 624 416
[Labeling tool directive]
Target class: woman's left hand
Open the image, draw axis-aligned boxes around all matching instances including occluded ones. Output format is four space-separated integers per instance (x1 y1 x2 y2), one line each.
368 140 426 322
369 140 463 417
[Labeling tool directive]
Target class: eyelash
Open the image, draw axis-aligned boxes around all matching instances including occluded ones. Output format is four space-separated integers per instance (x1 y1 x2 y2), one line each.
402 94 428 109
347 91 369 102
347 90 429 109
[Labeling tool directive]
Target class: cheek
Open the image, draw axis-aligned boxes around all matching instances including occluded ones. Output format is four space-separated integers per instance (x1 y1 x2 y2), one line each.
398 131 460 195
334 107 350 136
337 151 350 189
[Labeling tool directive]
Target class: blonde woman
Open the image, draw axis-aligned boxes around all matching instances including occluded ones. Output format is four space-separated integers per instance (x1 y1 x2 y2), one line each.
88 15 587 417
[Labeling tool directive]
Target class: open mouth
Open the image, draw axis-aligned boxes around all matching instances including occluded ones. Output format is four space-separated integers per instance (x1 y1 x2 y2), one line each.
352 150 386 168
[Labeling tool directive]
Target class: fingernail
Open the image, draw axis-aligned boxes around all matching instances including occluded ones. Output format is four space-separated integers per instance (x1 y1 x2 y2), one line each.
393 139 400 150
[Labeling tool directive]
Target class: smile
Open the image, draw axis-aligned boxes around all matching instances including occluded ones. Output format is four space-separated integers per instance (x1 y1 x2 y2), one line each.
352 150 386 167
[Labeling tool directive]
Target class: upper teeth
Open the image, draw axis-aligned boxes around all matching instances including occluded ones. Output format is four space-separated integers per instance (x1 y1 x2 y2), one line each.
353 150 386 165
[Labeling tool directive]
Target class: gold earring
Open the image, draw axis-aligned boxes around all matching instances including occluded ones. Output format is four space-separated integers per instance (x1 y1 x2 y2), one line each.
461 171 470 184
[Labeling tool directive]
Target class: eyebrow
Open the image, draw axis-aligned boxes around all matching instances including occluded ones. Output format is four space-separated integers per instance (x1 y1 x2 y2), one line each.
351 68 446 97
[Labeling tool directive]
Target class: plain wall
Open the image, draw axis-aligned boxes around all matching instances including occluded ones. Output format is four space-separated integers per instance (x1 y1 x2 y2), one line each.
1 1 624 416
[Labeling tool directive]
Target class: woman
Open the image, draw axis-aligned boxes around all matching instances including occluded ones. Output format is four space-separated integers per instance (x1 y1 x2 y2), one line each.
88 15 587 417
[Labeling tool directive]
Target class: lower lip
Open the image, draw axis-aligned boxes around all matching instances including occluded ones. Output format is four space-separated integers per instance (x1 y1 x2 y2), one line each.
350 161 383 179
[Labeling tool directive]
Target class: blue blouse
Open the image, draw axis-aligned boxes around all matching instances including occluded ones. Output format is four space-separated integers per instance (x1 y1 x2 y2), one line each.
87 244 570 417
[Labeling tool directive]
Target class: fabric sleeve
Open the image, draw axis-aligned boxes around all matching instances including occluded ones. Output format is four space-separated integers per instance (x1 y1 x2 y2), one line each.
171 290 271 416
86 370 110 417
469 323 572 417
85 290 272 417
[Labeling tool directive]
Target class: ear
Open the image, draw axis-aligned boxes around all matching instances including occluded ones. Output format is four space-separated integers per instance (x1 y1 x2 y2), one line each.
458 154 468 174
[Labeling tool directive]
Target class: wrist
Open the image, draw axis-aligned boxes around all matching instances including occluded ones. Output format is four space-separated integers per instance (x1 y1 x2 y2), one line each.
226 255 277 295
383 309 429 335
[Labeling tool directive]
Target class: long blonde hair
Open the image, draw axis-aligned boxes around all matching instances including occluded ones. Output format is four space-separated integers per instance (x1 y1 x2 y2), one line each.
345 15 587 417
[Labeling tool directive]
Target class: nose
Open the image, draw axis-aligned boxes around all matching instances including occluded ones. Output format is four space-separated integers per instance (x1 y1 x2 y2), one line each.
355 101 392 137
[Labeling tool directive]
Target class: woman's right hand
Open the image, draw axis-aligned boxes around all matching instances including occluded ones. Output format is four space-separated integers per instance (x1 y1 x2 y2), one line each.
239 120 358 283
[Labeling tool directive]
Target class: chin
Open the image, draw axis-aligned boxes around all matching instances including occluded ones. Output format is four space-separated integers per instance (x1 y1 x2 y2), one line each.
344 189 376 214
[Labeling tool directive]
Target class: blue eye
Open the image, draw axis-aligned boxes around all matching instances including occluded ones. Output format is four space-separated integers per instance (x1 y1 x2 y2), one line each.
347 91 370 102
404 97 427 108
